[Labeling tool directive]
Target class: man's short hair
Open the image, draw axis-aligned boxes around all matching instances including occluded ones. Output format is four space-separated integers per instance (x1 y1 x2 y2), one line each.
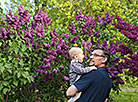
93 46 110 65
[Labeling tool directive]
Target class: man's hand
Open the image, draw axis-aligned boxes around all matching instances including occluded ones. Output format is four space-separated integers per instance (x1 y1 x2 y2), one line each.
90 66 97 70
89 60 94 66
66 85 78 97
104 98 108 102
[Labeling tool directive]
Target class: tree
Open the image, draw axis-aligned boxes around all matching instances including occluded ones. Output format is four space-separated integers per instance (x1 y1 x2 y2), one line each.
4 0 138 31
0 2 3 17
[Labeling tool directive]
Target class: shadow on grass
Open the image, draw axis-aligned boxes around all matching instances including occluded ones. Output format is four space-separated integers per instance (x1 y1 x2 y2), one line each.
111 91 138 102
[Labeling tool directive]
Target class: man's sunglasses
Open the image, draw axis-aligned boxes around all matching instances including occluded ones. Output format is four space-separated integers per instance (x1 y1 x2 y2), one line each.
90 53 105 58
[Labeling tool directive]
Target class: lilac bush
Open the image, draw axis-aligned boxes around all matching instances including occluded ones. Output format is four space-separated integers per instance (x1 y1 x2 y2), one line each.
68 11 138 94
0 5 137 101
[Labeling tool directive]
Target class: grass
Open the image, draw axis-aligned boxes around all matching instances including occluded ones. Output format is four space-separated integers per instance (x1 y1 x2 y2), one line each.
110 91 138 102
110 76 138 102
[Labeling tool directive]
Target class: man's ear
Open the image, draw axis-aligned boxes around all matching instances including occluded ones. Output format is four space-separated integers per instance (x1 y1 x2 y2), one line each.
102 57 107 63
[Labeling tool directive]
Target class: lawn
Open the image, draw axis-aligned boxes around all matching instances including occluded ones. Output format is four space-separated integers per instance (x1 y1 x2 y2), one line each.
111 91 138 102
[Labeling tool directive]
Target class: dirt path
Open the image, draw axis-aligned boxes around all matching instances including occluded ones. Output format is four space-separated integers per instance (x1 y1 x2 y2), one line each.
121 88 138 92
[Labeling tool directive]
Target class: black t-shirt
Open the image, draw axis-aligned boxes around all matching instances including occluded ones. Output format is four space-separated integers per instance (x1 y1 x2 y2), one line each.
74 67 112 102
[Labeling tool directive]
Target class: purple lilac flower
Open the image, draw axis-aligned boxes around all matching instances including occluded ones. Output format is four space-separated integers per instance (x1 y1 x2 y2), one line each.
6 10 21 28
98 16 104 23
33 9 43 26
82 40 87 47
98 12 114 24
30 82 36 87
57 37 63 46
48 50 57 56
112 57 120 63
52 69 58 74
82 28 87 34
40 69 45 74
113 15 138 42
88 29 92 36
17 58 20 61
87 41 92 49
70 36 79 43
115 81 119 86
84 56 88 60
50 31 56 38
62 75 69 81
42 63 51 69
68 24 77 34
117 43 133 56
32 75 38 79
55 58 60 62
56 49 63 55
50 40 56 46
59 66 64 70
18 4 30 23
36 25 44 37
74 11 83 21
95 30 101 38
49 75 54 79
102 40 108 47
0 28 11 39
82 15 96 29
44 71 48 75
43 58 48 64
40 93 43 97
112 35 116 39
43 12 51 27
43 43 50 49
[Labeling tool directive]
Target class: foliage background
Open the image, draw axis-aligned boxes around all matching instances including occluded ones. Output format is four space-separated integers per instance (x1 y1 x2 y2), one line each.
0 0 138 102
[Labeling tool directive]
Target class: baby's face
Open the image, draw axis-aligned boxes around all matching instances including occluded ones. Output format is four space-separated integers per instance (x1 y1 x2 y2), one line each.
75 50 84 62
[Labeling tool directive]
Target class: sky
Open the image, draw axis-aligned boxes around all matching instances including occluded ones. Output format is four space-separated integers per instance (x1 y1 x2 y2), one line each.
1 0 34 13
1 0 10 13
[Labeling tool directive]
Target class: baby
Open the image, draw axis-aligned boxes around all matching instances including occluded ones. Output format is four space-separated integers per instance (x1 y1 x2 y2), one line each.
68 47 97 102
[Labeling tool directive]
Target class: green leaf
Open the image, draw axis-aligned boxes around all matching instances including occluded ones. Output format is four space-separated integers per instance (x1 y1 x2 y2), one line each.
29 47 32 52
0 42 2 46
3 81 9 86
0 94 2 99
0 84 3 91
22 71 29 78
22 44 27 52
5 63 12 68
14 47 19 54
7 68 12 73
17 72 21 78
13 80 18 86
8 56 13 61
2 58 6 63
19 59 24 66
3 88 8 94
19 51 23 57
13 41 17 47
0 63 5 73
21 79 27 85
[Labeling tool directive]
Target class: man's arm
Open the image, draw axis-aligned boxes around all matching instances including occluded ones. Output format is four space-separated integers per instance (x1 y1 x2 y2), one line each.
104 98 108 102
66 85 78 96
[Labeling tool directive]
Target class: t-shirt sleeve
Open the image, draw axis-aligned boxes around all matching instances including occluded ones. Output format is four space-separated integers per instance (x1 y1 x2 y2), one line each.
73 71 95 92
106 83 112 98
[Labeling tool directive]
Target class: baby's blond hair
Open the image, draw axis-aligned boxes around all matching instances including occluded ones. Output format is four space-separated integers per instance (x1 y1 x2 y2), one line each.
69 47 83 59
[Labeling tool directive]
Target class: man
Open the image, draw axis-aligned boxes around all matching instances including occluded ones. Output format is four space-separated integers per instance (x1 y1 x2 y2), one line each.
66 47 112 102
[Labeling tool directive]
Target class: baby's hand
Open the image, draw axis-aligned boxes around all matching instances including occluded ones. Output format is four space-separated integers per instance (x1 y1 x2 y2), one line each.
90 66 97 70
